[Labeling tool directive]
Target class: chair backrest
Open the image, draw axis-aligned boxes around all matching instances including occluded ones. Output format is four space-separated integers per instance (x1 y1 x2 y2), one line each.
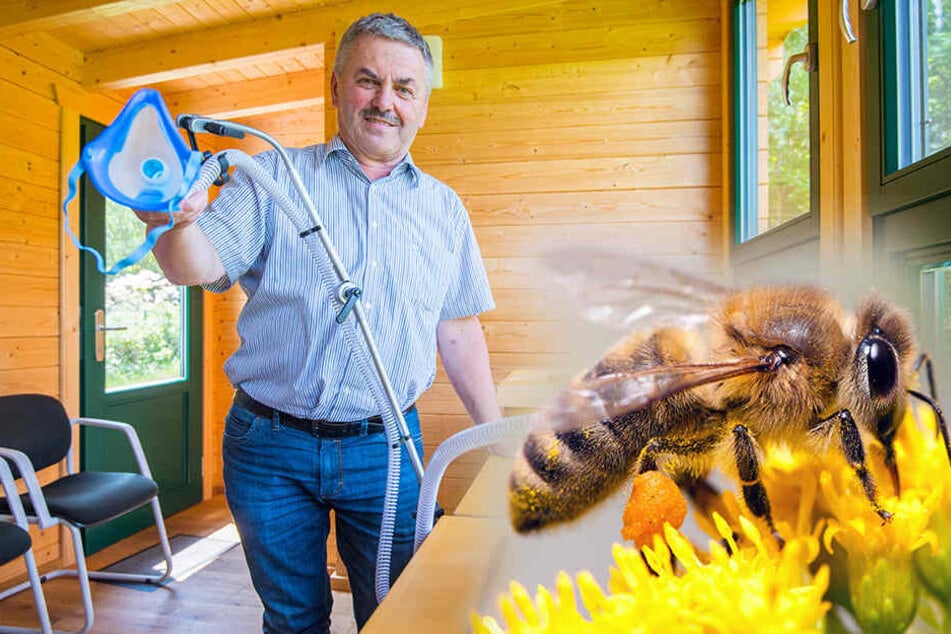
0 394 72 476
0 522 32 565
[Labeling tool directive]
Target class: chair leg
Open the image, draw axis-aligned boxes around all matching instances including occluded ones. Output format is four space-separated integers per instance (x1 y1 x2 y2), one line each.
86 498 174 585
0 548 54 634
23 548 53 634
66 524 94 634
150 497 174 584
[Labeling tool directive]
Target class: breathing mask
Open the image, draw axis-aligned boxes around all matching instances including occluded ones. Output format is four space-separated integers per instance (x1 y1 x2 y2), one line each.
62 88 205 274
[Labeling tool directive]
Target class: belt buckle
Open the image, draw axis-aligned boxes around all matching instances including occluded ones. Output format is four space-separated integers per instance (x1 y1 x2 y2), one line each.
317 421 351 438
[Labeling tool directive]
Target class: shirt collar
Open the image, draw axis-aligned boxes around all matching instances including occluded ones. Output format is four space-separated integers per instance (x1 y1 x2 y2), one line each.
322 135 421 187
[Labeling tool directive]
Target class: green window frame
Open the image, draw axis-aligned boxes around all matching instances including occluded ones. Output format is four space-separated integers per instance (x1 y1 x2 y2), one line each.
865 0 951 397
867 0 951 216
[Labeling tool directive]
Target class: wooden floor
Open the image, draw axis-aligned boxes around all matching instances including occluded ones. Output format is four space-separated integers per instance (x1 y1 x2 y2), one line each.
0 496 358 633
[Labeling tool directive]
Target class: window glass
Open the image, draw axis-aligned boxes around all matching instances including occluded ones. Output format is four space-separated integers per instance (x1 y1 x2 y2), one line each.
919 261 951 381
104 199 186 391
764 24 811 233
925 1 951 158
886 0 951 171
734 0 814 243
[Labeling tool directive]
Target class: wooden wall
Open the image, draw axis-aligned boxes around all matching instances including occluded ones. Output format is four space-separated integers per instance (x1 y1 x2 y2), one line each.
0 31 122 583
0 0 724 583
0 39 65 580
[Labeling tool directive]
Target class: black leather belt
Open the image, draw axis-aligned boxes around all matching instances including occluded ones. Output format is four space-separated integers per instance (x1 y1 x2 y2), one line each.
234 389 415 438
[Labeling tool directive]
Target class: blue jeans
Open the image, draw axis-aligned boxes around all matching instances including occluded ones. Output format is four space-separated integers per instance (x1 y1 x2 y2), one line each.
222 399 423 633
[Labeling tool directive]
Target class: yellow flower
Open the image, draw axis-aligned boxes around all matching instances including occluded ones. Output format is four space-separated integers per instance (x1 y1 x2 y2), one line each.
477 517 829 634
480 402 949 633
897 404 951 609
819 405 948 633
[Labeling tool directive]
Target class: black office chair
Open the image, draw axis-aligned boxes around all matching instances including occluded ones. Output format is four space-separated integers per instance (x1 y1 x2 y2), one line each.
0 452 52 634
0 394 173 633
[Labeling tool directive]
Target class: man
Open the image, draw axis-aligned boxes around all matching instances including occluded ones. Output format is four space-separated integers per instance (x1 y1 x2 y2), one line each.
137 13 501 633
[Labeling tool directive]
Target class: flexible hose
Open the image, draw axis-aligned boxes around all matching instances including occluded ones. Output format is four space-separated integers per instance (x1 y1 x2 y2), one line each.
414 413 532 551
193 151 407 602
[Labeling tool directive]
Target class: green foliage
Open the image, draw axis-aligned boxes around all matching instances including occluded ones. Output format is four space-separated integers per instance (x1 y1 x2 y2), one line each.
927 0 951 156
103 201 183 390
766 25 811 230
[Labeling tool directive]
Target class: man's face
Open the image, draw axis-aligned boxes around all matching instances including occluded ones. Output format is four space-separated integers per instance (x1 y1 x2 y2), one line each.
331 35 430 168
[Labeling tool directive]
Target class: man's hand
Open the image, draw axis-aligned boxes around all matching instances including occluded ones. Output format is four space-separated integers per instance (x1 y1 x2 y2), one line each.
132 187 226 286
134 188 209 232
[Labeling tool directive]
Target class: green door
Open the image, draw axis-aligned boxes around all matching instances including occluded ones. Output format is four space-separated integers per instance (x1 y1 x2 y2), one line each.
78 118 203 554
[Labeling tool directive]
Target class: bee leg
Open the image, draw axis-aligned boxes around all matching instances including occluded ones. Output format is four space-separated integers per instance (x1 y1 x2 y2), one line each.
912 352 939 401
872 412 901 495
907 389 951 468
731 425 785 549
825 409 893 523
634 433 722 475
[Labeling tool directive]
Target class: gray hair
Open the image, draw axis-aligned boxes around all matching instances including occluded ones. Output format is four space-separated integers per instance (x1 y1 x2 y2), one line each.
334 13 434 94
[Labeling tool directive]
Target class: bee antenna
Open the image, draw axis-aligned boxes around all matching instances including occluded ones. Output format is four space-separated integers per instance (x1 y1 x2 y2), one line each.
907 388 951 467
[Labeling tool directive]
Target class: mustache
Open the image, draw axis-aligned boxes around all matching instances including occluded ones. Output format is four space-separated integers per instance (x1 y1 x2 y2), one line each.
361 108 401 126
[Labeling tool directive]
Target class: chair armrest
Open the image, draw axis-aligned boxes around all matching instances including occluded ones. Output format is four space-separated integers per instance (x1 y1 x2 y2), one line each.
71 417 155 480
0 447 56 529
0 456 31 529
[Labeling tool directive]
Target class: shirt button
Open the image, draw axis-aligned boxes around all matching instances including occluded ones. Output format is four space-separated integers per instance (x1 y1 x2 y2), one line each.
370 221 378 229
342 387 351 394
371 261 378 268
366 303 373 311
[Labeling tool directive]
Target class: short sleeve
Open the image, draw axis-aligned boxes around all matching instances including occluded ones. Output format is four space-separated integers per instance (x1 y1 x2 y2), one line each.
439 194 495 321
196 152 274 293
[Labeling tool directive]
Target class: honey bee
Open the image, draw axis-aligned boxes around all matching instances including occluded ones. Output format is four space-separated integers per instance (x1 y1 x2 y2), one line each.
509 255 950 546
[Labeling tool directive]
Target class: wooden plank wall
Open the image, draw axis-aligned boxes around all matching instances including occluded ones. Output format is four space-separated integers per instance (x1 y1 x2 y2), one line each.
0 54 61 582
0 32 95 583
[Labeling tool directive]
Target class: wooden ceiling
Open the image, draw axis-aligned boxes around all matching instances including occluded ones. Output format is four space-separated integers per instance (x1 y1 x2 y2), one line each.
2 0 340 118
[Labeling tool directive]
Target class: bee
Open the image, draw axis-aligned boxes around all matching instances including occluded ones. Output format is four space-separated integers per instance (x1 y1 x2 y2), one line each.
508 255 950 546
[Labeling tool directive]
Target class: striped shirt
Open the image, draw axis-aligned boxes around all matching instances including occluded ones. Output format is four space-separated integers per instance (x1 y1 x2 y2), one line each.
197 136 494 420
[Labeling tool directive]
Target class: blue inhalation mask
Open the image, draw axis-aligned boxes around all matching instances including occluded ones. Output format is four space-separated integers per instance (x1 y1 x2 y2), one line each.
62 88 204 275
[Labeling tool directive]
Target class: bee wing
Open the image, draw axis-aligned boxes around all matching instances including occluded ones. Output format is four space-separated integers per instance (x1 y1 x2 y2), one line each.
543 358 768 431
541 248 733 332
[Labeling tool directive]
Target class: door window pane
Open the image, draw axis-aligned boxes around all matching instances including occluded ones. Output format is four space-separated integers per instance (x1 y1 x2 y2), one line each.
104 199 185 391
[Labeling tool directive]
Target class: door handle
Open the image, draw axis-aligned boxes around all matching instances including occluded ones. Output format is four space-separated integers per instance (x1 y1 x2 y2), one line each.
840 0 857 43
94 309 127 362
781 42 817 106
841 0 878 43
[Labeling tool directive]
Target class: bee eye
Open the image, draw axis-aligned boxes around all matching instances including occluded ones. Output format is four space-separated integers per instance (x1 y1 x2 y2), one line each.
863 337 898 398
